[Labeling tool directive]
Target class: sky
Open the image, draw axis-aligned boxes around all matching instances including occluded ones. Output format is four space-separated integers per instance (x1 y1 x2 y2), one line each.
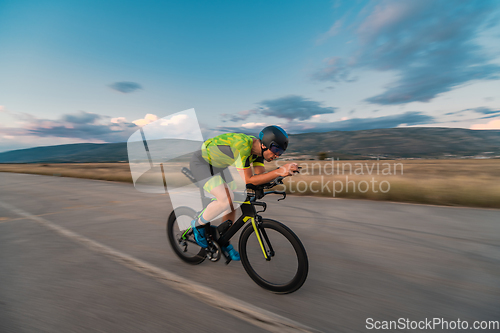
1 0 500 152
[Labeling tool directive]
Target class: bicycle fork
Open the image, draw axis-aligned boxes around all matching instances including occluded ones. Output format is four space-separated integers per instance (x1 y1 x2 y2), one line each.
247 216 275 261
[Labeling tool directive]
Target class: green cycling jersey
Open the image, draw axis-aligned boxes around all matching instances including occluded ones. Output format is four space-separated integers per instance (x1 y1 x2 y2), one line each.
201 133 264 170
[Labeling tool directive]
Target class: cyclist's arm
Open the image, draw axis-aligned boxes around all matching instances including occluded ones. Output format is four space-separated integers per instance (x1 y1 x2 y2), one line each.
237 163 297 185
253 165 266 175
237 167 280 185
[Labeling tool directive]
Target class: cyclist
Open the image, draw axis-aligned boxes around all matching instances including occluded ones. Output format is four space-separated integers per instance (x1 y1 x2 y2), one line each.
189 125 298 260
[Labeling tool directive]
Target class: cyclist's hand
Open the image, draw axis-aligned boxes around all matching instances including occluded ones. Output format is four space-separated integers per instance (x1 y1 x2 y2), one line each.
278 163 299 176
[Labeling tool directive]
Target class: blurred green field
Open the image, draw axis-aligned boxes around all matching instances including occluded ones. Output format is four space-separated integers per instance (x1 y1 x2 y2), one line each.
1 159 499 208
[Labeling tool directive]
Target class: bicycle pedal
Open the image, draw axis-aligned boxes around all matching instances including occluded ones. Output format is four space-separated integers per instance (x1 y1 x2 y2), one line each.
219 249 231 264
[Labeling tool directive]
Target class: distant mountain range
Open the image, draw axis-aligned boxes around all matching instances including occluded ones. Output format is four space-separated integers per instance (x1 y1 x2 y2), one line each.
289 127 500 159
1 128 499 163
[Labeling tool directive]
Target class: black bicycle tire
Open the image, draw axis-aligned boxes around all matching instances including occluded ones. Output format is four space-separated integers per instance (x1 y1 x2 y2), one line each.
239 219 308 294
167 206 206 265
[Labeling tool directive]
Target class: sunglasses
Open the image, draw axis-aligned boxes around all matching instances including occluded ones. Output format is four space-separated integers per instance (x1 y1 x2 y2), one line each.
269 142 285 156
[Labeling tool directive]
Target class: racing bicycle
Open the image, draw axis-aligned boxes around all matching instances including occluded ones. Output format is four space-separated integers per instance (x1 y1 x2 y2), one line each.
167 167 308 294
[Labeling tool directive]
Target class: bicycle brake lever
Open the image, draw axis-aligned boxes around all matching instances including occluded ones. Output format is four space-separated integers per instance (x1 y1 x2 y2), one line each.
277 192 286 201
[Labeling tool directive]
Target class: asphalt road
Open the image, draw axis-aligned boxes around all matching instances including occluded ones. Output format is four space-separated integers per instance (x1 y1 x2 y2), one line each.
1 173 499 332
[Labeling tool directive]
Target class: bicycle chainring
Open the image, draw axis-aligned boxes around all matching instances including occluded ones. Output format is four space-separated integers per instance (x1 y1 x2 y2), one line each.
206 242 222 262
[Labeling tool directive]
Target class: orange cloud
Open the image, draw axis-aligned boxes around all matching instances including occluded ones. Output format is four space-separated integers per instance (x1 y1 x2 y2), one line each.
470 118 500 130
132 114 159 126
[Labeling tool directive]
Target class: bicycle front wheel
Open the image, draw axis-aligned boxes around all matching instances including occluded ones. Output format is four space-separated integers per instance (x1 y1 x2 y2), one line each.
239 219 308 294
167 207 206 265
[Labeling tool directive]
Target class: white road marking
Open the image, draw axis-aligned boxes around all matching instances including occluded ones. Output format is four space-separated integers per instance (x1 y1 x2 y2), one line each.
0 200 320 333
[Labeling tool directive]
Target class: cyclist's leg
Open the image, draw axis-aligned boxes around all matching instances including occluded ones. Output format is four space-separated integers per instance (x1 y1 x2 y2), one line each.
219 174 238 224
209 184 240 260
189 152 238 257
190 182 239 253
201 183 240 260
189 176 234 247
222 210 236 225
203 181 239 229
200 182 234 222
188 152 225 247
190 151 235 223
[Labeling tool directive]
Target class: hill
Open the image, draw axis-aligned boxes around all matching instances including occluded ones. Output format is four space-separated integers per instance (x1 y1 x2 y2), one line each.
0 143 128 163
1 128 499 163
288 127 500 159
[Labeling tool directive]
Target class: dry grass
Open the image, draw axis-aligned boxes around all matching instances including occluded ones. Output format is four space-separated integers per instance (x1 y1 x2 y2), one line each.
1 159 499 208
272 159 500 208
0 163 134 183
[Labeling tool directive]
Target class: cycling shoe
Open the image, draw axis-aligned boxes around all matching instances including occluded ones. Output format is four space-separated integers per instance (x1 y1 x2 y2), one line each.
223 244 240 261
191 220 208 248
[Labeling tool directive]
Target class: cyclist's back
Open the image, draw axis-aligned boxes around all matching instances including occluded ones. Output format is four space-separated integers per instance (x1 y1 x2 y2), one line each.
200 132 264 170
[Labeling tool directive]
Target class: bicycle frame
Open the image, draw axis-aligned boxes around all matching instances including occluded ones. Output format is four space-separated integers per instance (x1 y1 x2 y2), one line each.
216 201 253 246
180 167 283 262
216 199 272 260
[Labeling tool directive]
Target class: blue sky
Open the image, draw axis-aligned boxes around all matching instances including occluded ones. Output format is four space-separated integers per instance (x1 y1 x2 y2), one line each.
1 0 500 152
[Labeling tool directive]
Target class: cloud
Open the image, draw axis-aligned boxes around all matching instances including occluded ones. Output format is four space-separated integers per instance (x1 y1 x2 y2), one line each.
62 110 101 124
313 57 352 82
0 106 36 122
1 110 138 142
132 113 199 141
314 0 500 105
464 107 500 115
445 106 500 117
217 111 435 134
319 86 335 93
444 110 466 116
480 114 500 120
241 122 267 129
132 114 159 126
290 111 435 132
131 114 194 131
220 109 258 122
470 118 500 130
316 19 344 44
109 81 143 93
132 110 204 142
221 95 337 122
259 95 337 121
111 117 128 123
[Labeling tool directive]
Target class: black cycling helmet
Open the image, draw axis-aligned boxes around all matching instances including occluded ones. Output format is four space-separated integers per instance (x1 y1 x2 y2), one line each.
259 125 288 156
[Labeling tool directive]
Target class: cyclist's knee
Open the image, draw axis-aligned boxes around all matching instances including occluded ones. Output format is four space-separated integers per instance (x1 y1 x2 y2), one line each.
217 197 232 211
211 185 234 207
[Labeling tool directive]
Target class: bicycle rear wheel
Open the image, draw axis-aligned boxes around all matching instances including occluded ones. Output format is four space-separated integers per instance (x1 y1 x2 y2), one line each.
239 219 308 294
167 207 206 264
